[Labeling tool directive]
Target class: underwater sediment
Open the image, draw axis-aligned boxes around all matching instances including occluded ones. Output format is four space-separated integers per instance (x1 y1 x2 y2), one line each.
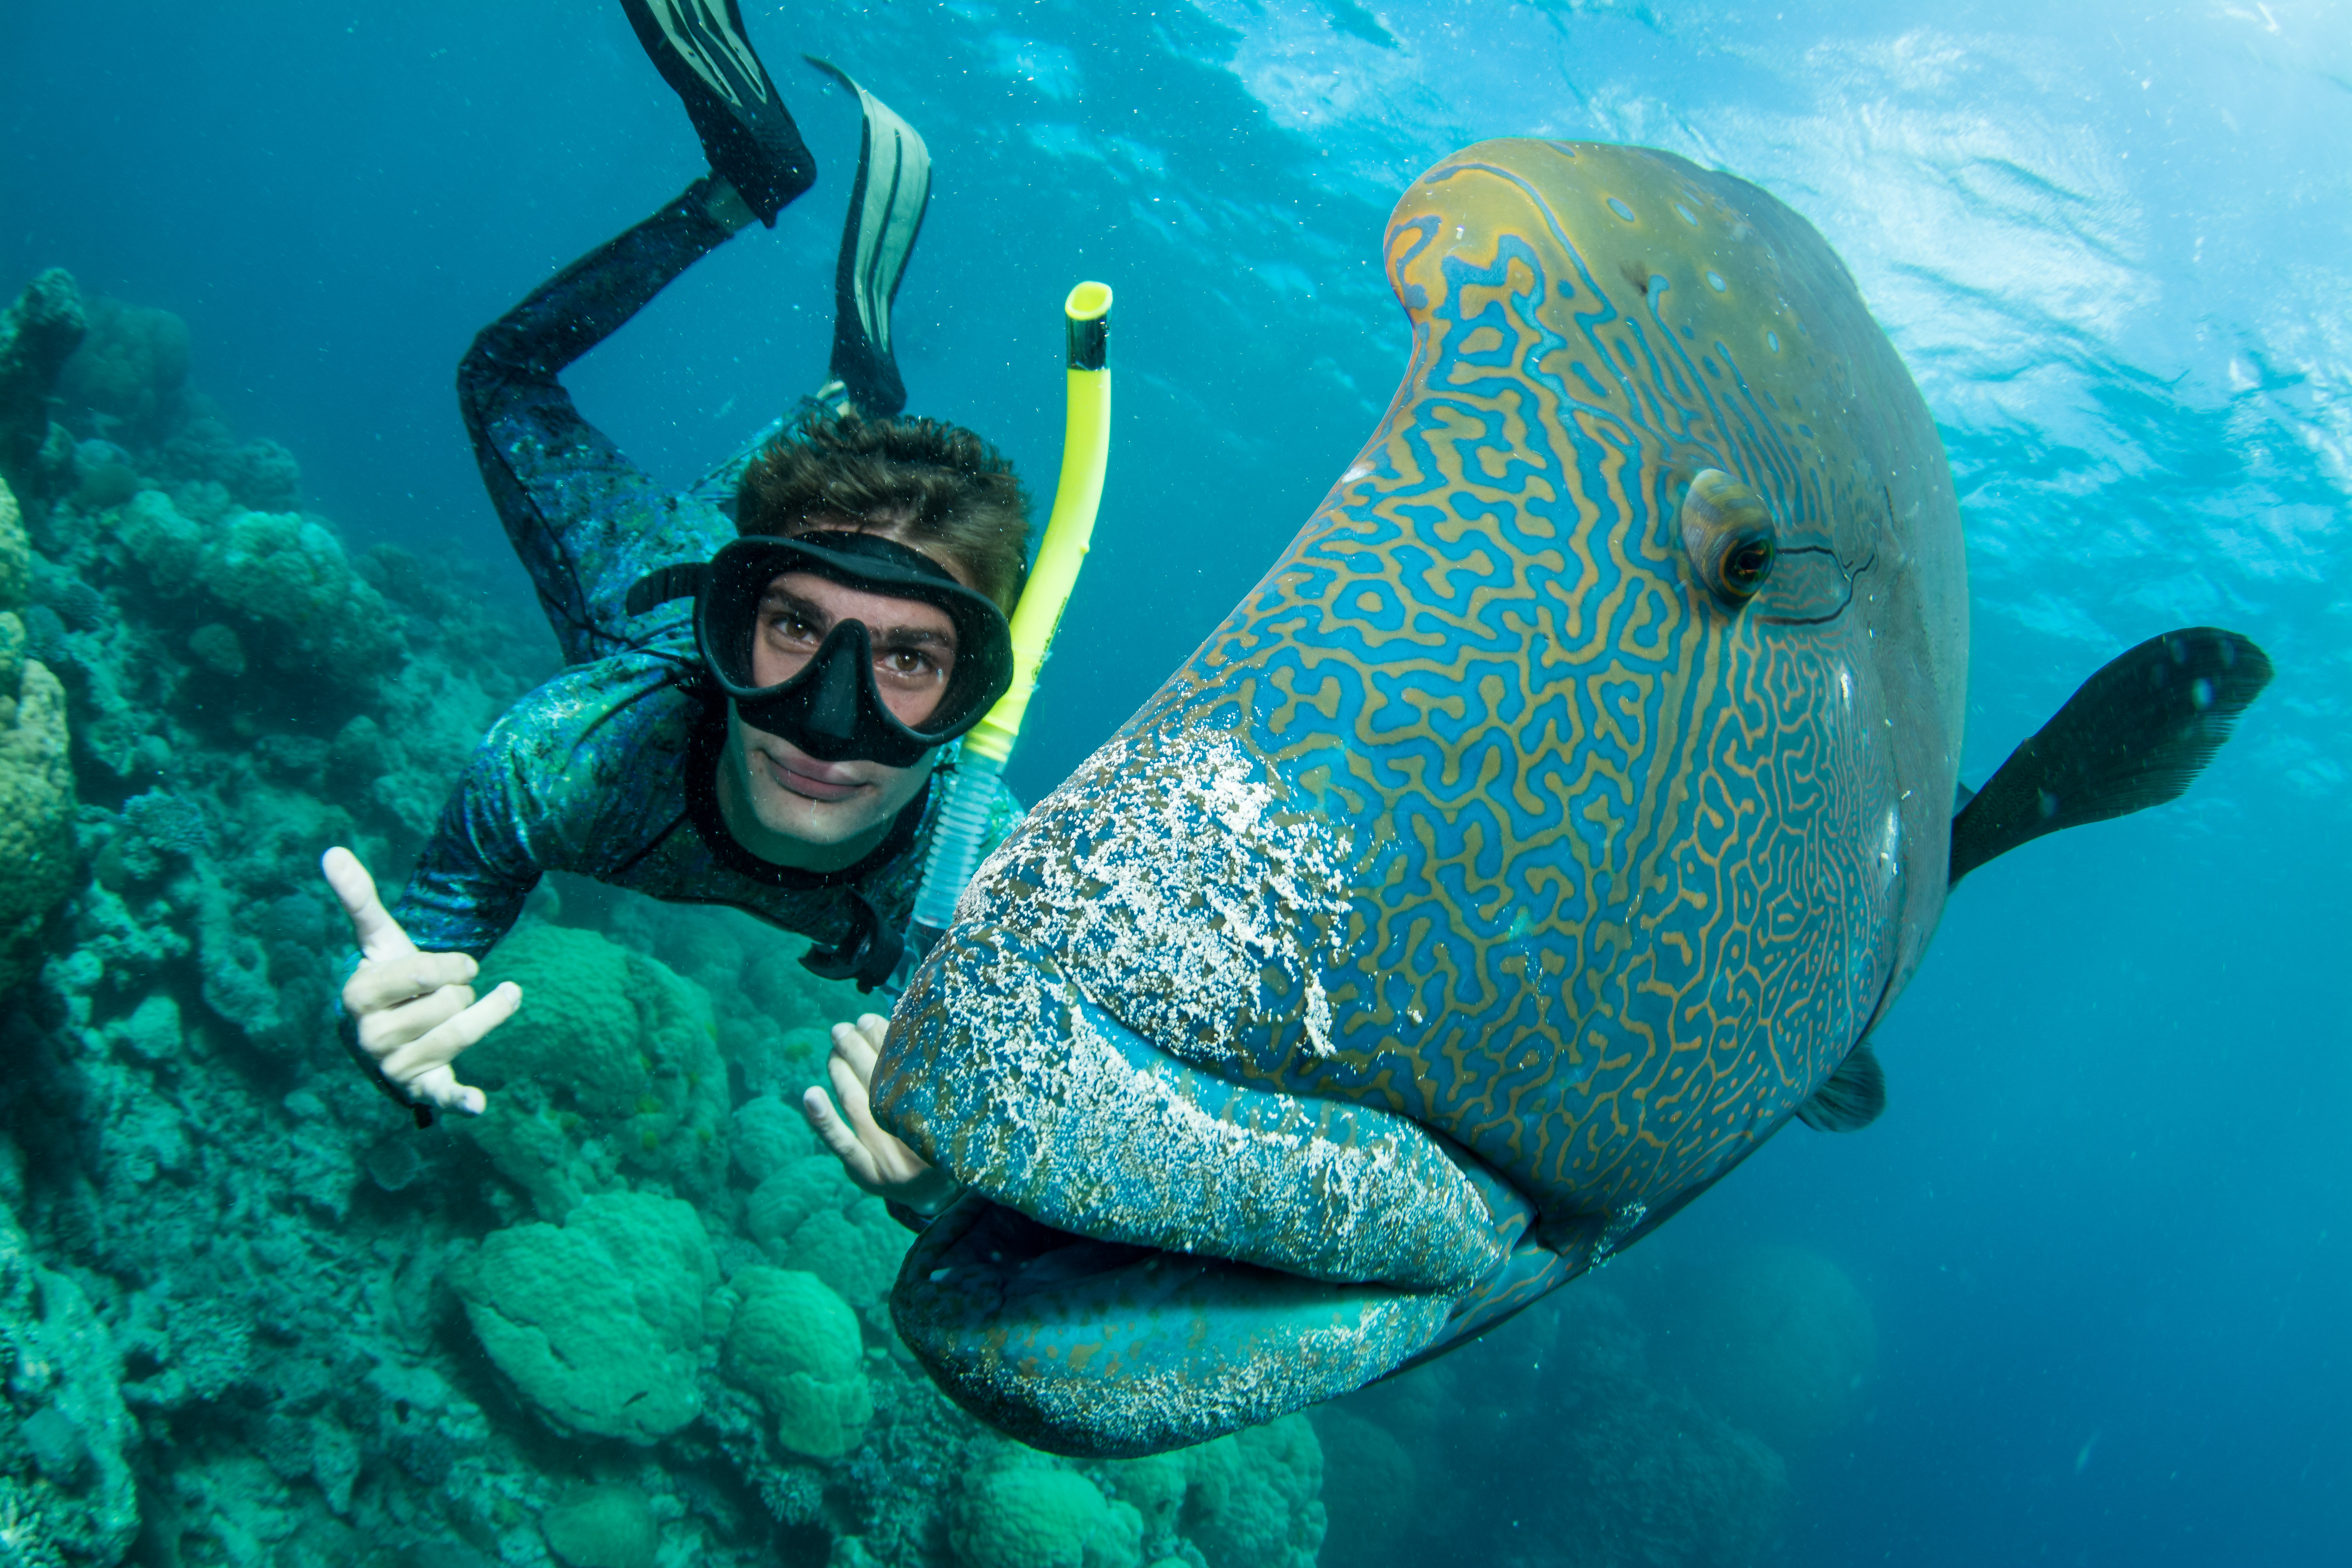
0 269 1866 1566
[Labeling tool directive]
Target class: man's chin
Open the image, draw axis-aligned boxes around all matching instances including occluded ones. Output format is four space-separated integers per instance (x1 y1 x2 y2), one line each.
752 787 889 848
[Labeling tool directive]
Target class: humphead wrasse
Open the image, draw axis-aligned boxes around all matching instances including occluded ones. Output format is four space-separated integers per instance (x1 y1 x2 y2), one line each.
875 138 2270 1456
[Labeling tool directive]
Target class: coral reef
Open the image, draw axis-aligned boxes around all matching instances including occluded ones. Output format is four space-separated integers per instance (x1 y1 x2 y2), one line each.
0 479 77 987
0 269 85 515
449 1192 719 1444
0 270 1338 1568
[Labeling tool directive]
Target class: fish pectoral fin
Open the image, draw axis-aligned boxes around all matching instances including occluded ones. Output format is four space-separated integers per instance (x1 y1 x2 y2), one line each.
1796 1041 1886 1133
1947 626 2273 887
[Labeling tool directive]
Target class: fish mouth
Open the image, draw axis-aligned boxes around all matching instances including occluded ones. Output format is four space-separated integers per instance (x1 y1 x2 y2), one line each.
892 1196 1453 1457
874 921 1544 1454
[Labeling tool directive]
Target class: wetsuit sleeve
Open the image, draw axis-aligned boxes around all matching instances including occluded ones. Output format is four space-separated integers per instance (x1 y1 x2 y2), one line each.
459 182 739 666
387 716 556 962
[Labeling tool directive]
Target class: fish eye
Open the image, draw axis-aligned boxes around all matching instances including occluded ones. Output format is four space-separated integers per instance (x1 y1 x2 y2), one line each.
1678 468 1778 610
1717 531 1777 599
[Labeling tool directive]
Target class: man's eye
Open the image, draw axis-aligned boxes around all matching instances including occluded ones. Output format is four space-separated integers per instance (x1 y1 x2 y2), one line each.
881 649 938 677
767 614 818 643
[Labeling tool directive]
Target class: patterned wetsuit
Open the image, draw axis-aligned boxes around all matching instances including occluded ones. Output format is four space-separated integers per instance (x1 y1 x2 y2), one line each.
389 180 1019 964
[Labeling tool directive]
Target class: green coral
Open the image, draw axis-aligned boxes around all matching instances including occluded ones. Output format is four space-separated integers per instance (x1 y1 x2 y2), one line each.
0 474 25 609
742 1154 910 1308
0 485 75 989
718 1267 871 1459
952 1462 1143 1568
0 1193 138 1563
446 1192 718 1443
540 1485 661 1568
728 1094 816 1184
1088 1452 1188 1559
108 488 399 681
465 922 728 1216
1176 1416 1325 1568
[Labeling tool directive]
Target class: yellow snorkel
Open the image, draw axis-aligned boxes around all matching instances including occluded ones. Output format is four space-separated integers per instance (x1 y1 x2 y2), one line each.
908 281 1112 938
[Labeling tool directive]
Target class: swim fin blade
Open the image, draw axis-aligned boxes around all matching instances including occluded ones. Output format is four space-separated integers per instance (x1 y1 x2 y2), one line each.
621 0 815 223
807 56 932 417
1948 626 2272 886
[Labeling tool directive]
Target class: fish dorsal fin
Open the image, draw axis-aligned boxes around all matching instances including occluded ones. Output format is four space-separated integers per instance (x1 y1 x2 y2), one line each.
1948 627 2272 887
1797 1041 1886 1132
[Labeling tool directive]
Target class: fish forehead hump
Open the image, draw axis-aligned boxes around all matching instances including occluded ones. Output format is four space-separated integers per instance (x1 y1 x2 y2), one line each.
895 140 1964 1247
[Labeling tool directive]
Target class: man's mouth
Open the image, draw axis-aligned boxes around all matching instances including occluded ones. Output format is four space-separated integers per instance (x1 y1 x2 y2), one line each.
760 748 865 802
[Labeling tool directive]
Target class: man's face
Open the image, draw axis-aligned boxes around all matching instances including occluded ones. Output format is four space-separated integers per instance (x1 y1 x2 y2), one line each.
725 570 961 849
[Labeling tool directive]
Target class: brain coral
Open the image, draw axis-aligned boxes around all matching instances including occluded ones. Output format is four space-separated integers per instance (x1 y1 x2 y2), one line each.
447 1191 719 1443
719 1267 871 1459
467 922 729 1216
1176 1415 1325 1568
952 1463 1144 1568
744 1154 911 1309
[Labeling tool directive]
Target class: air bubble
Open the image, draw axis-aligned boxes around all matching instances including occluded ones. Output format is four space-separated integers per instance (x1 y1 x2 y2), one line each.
1766 330 1780 351
1674 202 1697 225
1707 271 1727 292
1606 196 1635 221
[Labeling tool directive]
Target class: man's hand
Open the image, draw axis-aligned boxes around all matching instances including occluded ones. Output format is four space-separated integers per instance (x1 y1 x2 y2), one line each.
802 1013 959 1215
322 846 516 1116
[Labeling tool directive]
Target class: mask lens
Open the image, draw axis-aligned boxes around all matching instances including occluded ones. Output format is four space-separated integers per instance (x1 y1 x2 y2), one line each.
696 534 1014 765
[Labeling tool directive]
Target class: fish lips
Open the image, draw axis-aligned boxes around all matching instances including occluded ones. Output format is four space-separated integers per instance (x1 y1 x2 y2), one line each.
891 1194 1453 1457
874 920 1531 1454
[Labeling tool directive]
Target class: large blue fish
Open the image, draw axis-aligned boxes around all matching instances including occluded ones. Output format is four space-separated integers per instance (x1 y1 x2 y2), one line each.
875 139 2269 1456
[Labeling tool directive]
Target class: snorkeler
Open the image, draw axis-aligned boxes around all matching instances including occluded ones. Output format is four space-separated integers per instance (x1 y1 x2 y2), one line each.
319 0 1005 1220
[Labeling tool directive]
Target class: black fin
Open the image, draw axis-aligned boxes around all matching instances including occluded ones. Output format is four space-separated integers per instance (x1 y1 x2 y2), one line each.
1797 1041 1886 1132
806 57 931 418
1948 627 2272 887
622 0 816 223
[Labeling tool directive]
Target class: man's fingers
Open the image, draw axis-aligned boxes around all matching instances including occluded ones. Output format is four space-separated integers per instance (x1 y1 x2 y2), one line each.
354 984 474 1057
322 847 417 963
343 951 479 1016
827 1045 877 1132
829 1018 879 1082
408 1065 487 1117
379 982 519 1084
801 1087 878 1187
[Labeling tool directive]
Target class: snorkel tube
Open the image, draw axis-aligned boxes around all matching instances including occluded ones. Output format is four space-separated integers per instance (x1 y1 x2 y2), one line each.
907 281 1112 950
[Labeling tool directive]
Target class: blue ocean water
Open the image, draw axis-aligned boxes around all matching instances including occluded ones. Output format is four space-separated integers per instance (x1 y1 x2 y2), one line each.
0 2 2343 1565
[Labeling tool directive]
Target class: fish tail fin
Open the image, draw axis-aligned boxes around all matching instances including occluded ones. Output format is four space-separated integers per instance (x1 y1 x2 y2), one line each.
1947 627 2272 887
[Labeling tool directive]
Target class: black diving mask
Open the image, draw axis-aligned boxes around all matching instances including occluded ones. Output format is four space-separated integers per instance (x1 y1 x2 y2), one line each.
690 531 1014 768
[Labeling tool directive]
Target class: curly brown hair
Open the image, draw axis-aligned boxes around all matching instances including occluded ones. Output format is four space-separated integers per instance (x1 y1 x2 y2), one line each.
735 413 1031 613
